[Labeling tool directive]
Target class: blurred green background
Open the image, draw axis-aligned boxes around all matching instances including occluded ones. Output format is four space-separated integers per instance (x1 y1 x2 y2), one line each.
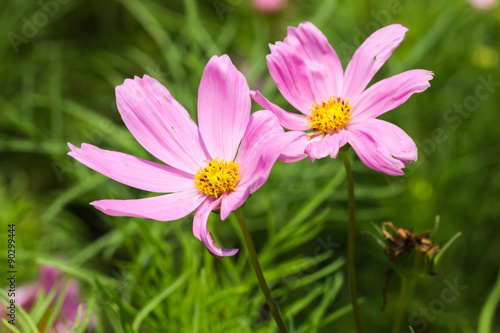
1 0 499 332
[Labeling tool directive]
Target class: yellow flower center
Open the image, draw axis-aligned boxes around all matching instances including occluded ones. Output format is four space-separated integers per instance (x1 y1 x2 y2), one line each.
194 158 241 198
306 96 353 133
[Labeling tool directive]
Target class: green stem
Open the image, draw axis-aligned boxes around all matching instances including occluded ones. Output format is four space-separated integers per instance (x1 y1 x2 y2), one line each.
392 277 410 333
234 209 287 333
340 148 364 333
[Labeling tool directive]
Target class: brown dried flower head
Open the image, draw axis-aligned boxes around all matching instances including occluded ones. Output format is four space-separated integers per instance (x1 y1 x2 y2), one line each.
382 222 439 262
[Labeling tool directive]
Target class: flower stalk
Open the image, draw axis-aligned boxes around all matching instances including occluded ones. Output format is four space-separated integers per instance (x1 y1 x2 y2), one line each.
392 277 411 333
340 147 364 333
234 209 287 333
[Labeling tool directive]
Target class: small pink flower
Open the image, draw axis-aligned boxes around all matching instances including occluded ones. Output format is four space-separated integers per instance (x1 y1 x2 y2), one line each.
469 0 497 9
69 55 298 257
252 0 286 13
2 266 93 333
252 22 434 176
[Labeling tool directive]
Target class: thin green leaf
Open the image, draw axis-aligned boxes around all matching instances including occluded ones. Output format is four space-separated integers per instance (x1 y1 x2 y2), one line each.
0 290 39 333
434 232 462 264
478 266 500 333
132 271 191 331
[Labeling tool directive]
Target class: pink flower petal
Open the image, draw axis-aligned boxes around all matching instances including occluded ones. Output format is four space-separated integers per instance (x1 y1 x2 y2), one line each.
220 187 250 220
236 111 301 191
250 90 311 130
51 322 72 333
347 118 417 176
267 22 344 113
278 131 323 163
343 24 408 101
244 136 304 193
40 265 61 292
14 284 39 309
68 143 195 193
252 0 286 13
469 0 497 10
353 69 434 119
116 75 210 174
198 55 250 161
91 188 204 221
60 280 82 325
193 197 239 258
267 43 314 113
305 130 349 162
39 266 89 330
235 111 282 182
284 22 344 98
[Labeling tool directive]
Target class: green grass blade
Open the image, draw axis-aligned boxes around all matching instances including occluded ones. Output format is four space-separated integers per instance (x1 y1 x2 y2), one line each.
434 231 462 264
131 271 191 331
0 290 39 333
1 318 24 333
478 266 500 333
42 280 68 333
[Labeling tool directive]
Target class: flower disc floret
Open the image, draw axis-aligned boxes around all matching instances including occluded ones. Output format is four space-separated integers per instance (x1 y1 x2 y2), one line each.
194 158 241 198
307 96 353 133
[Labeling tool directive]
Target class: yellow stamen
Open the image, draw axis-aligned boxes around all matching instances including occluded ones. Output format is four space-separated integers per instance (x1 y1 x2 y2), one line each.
306 95 353 133
194 158 241 198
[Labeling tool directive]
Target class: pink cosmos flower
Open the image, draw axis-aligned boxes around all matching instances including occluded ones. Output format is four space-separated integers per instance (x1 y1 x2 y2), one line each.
468 0 497 10
252 22 434 176
2 266 93 333
252 0 287 13
69 55 298 257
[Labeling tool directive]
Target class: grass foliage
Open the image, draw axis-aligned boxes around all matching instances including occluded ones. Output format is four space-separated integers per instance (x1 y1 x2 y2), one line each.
1 0 499 332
